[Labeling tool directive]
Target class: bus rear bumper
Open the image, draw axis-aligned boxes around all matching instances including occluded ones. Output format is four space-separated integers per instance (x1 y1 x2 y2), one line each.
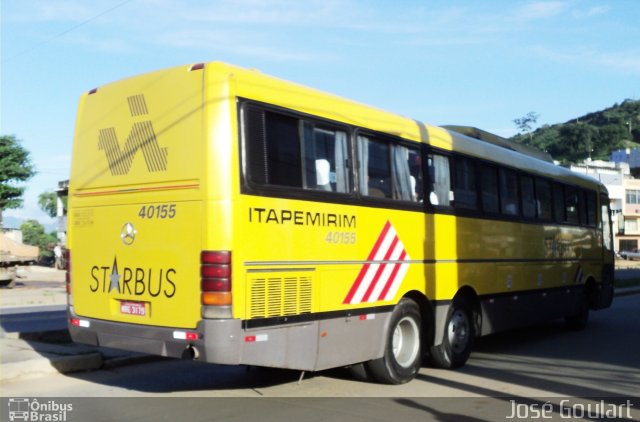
67 306 391 371
67 307 243 364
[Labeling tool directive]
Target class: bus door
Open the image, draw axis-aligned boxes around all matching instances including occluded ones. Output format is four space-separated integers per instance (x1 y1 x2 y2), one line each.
596 193 614 309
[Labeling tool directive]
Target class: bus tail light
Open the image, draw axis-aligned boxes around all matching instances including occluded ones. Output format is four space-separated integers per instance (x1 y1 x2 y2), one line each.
201 251 232 318
70 318 90 328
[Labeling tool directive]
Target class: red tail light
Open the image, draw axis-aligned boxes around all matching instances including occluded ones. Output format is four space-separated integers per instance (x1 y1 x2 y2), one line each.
201 251 232 308
200 264 230 279
201 250 230 264
201 278 230 292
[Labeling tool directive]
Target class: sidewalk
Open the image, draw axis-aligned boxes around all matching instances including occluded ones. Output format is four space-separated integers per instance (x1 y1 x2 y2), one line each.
1 266 640 383
0 266 154 382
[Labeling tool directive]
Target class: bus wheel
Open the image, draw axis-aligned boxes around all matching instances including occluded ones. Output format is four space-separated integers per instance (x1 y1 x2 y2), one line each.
430 297 475 369
367 298 422 384
565 290 590 330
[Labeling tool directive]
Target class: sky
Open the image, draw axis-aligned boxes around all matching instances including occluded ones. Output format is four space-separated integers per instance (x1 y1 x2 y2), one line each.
1 0 639 227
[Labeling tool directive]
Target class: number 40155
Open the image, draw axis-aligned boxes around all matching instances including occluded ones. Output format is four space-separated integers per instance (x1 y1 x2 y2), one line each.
325 231 356 244
138 204 176 219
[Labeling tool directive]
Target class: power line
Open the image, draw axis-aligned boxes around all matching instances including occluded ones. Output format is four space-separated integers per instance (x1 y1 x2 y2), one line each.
3 0 134 63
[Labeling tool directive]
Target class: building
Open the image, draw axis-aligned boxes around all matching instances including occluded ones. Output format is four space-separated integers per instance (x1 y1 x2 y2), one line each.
620 178 640 252
570 159 640 252
611 148 640 176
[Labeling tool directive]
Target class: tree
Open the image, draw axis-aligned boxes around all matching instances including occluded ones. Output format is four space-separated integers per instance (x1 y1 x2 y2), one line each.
38 191 62 218
597 125 627 155
0 135 36 227
513 112 540 144
20 219 56 261
548 123 598 163
509 100 640 164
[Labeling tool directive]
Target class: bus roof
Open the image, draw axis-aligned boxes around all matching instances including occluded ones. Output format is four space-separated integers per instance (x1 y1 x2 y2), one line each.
213 61 605 194
441 125 554 163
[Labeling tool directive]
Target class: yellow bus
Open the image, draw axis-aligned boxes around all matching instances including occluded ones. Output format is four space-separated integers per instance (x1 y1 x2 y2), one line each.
67 62 614 384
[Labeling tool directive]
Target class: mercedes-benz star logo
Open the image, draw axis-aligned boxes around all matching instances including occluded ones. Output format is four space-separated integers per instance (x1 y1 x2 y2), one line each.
120 222 136 245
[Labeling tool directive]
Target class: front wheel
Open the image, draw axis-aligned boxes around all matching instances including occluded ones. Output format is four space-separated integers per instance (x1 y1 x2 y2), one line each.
367 298 422 384
430 297 475 369
565 290 590 330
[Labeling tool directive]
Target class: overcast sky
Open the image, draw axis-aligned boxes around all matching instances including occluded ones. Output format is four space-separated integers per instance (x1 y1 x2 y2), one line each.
1 0 639 225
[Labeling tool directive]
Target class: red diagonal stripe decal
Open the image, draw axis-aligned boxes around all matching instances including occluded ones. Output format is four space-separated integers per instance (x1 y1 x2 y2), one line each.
361 235 399 302
377 250 407 301
342 221 391 304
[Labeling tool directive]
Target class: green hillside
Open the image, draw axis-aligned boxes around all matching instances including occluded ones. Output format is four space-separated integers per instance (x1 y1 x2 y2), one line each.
510 99 640 164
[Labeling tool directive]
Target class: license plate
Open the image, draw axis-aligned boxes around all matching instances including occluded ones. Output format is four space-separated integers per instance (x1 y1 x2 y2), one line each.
120 301 146 316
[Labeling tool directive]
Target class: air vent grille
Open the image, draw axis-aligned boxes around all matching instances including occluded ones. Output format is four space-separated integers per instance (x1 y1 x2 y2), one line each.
248 274 313 319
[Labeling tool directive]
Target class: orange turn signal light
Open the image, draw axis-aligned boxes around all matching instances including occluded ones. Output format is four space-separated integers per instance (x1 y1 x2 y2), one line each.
201 292 232 306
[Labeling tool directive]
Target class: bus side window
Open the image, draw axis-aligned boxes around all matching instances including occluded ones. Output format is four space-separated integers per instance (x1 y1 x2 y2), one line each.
520 175 536 219
499 168 520 216
565 186 579 224
302 123 350 193
553 183 566 222
426 154 451 206
392 144 422 202
408 148 424 202
480 164 499 213
358 135 391 198
453 156 478 210
587 191 597 227
245 108 303 188
263 111 303 187
578 189 588 226
535 178 553 220
244 106 350 194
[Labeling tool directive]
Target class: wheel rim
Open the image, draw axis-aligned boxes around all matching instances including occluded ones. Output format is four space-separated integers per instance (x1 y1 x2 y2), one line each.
392 316 420 368
447 309 470 354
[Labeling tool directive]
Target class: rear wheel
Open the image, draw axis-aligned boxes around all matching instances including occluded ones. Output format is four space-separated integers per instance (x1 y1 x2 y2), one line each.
430 297 475 369
367 298 422 384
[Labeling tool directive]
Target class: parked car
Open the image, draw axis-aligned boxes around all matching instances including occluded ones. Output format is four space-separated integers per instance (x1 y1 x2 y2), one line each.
620 249 640 260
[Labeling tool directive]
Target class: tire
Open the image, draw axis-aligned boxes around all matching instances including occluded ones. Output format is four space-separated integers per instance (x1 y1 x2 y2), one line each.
367 298 422 384
565 290 589 330
430 297 475 369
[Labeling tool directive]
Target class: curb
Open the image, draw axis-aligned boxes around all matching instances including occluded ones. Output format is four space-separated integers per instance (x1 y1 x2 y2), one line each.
614 286 640 297
0 329 157 383
0 347 162 382
0 342 157 382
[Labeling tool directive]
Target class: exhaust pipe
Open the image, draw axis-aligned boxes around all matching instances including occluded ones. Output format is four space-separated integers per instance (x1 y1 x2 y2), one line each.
181 345 199 360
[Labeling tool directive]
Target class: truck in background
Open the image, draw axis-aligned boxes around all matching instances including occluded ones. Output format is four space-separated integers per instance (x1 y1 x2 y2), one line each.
0 232 38 287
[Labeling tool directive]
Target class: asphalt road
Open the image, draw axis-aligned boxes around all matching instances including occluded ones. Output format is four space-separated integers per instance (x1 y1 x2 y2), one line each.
0 304 66 335
615 266 640 280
